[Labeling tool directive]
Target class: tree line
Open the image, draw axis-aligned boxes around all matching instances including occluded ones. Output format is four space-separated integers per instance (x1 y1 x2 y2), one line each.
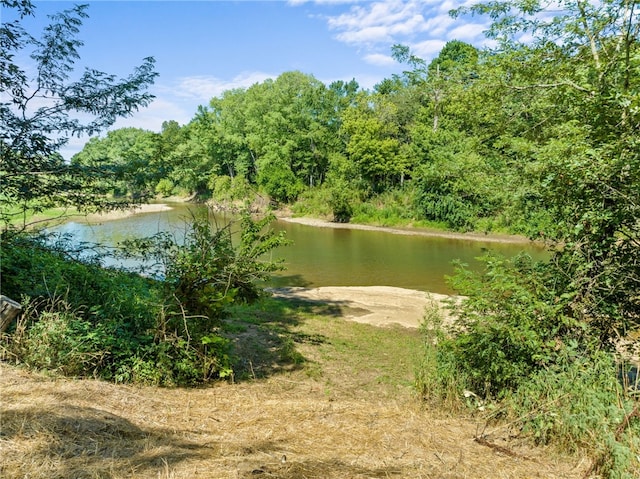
71 40 541 233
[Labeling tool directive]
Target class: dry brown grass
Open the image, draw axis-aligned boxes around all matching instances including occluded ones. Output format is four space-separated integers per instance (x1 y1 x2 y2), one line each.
1 302 589 479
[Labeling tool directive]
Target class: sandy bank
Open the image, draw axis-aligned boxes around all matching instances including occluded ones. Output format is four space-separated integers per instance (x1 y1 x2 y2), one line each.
269 285 459 329
83 203 173 222
279 216 532 244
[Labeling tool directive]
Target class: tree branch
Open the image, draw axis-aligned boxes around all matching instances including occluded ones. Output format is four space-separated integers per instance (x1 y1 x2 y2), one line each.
507 80 592 94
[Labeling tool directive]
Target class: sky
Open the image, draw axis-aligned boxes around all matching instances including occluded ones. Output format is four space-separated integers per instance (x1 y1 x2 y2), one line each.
3 0 493 158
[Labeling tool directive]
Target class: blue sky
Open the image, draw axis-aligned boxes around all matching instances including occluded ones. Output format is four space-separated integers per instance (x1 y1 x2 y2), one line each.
4 0 492 157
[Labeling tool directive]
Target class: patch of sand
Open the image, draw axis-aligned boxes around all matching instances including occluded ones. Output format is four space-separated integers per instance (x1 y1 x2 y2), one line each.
83 203 173 222
269 286 459 328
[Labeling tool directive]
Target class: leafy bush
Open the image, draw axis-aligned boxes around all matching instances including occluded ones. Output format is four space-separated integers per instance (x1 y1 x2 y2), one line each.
290 186 333 218
416 252 640 478
415 192 476 231
256 160 304 203
12 301 111 377
506 352 639 478
435 253 587 397
0 211 286 386
329 182 354 223
155 178 175 197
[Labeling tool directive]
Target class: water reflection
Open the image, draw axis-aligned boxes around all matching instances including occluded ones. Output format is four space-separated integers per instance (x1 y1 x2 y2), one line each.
268 221 540 294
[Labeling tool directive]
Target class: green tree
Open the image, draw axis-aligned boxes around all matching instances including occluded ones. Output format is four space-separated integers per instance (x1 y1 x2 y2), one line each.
72 128 162 197
205 92 253 180
250 72 333 201
392 40 479 133
340 92 404 193
0 1 157 225
460 0 639 341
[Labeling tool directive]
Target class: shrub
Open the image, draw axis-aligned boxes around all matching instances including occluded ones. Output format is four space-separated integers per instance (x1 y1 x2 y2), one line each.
13 301 110 377
505 352 639 478
0 211 286 386
328 182 354 223
415 252 640 478
155 178 175 197
436 253 589 397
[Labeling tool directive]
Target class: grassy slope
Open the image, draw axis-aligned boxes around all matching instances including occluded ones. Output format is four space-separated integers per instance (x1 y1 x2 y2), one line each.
0 296 587 479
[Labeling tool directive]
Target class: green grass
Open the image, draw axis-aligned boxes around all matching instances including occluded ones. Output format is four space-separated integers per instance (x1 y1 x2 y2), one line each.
226 295 423 399
2 205 82 229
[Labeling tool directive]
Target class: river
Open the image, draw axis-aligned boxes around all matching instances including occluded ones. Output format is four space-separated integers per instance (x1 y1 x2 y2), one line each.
52 203 544 295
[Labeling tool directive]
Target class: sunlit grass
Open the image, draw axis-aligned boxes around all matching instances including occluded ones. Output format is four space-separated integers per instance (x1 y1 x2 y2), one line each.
1 201 82 230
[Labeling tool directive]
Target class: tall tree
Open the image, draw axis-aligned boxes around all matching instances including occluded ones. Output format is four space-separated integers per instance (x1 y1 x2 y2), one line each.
71 128 162 197
393 40 480 133
340 92 404 193
0 1 157 225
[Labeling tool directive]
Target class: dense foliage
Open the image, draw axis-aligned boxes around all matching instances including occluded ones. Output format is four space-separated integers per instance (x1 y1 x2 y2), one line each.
1 211 286 385
0 1 286 386
413 1 640 477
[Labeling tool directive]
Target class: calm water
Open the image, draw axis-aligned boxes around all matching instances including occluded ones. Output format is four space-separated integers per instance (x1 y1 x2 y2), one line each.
52 204 544 294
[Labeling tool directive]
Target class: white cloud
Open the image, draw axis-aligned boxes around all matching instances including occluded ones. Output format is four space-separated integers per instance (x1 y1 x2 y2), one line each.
59 97 190 160
411 39 447 61
327 0 429 45
421 13 456 38
169 71 275 102
436 0 459 14
447 23 486 42
319 0 491 65
62 136 93 161
110 71 276 134
363 53 397 66
336 25 392 44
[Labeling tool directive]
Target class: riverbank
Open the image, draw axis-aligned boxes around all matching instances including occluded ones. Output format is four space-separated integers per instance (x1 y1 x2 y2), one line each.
61 199 533 245
83 203 174 222
279 216 533 244
268 285 459 329
0 304 584 479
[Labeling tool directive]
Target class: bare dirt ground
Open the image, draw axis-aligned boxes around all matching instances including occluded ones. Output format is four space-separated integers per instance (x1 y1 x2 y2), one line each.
0 361 587 479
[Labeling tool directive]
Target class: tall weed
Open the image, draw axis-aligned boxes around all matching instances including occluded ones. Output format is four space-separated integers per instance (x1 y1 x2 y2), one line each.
505 353 639 478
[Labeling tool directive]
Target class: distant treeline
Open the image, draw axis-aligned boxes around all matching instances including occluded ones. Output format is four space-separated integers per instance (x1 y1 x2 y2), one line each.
72 40 557 235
